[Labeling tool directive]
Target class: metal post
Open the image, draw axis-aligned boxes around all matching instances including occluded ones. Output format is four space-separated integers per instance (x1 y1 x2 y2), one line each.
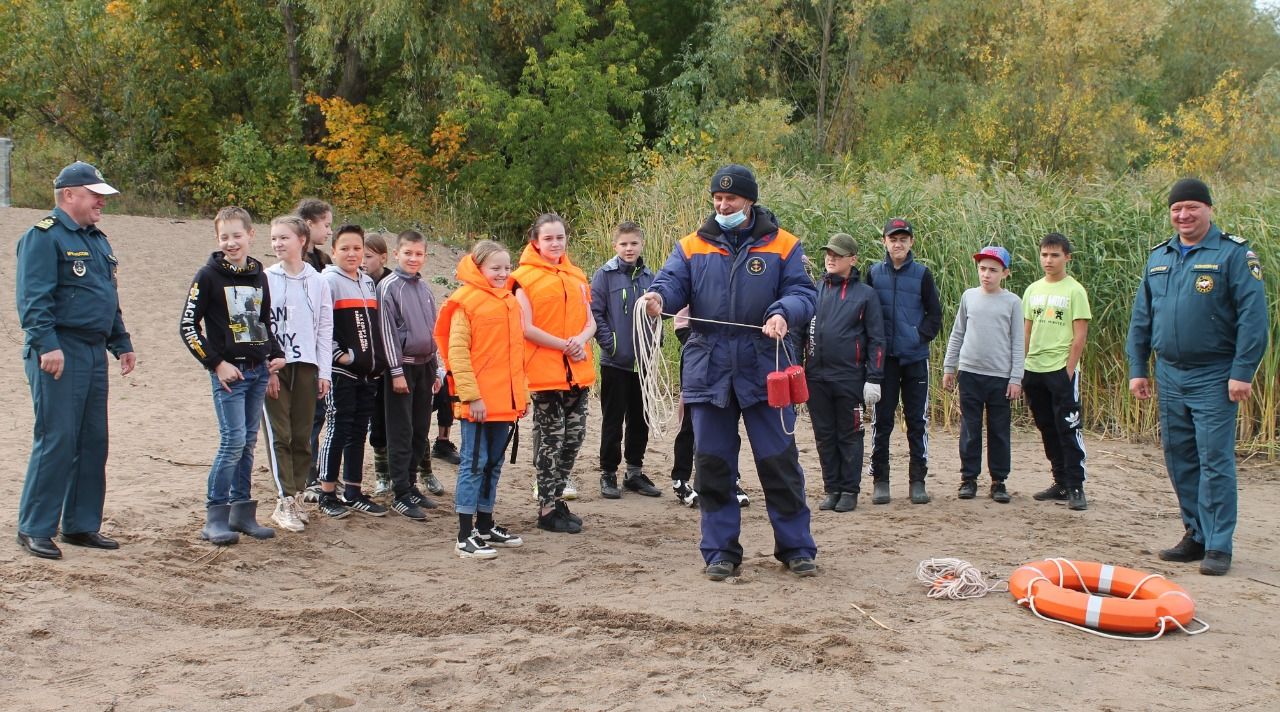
0 138 13 208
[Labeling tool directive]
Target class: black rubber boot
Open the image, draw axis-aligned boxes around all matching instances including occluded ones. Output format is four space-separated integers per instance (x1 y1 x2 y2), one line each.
871 480 891 505
201 504 240 546
908 461 930 504
228 500 276 540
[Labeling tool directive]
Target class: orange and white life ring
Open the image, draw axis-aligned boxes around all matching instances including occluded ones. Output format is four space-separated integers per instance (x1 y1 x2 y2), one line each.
1009 559 1204 638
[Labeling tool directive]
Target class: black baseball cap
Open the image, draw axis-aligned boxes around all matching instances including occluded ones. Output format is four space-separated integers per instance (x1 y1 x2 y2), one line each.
54 161 118 195
883 217 913 237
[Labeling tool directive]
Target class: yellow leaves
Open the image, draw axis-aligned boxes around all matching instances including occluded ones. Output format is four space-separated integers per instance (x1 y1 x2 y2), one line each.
306 94 430 216
105 1 130 17
1153 69 1250 176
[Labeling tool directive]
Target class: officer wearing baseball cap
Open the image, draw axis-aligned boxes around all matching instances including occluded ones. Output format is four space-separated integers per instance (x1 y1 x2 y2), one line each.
15 161 135 559
1126 178 1268 575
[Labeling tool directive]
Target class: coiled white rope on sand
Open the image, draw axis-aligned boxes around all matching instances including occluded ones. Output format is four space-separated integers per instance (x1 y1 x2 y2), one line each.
916 558 1008 599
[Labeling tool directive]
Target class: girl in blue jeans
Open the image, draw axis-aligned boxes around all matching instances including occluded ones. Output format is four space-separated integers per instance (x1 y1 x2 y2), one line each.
434 240 528 558
179 206 285 545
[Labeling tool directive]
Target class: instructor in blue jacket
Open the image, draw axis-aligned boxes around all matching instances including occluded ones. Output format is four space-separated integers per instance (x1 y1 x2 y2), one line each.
643 164 819 581
16 162 136 559
1126 178 1268 576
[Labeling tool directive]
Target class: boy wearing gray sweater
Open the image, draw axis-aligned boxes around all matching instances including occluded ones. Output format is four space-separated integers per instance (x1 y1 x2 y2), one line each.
942 246 1024 502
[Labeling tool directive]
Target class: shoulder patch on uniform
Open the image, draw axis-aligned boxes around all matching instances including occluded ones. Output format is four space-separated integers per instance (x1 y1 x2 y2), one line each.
1224 233 1246 244
1150 239 1170 251
34 216 56 231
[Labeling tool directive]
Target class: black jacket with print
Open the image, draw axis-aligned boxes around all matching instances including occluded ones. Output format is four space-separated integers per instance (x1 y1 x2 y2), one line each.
179 252 284 370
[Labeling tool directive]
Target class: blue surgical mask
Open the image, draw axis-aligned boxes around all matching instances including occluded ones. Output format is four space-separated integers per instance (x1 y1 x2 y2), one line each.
715 209 748 230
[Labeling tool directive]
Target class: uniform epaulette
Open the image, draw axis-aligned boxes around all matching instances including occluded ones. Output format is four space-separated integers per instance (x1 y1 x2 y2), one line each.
33 216 57 231
1150 239 1170 251
1223 233 1246 244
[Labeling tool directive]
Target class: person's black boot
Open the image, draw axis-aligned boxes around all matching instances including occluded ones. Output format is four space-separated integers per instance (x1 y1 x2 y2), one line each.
833 492 857 512
228 500 276 539
871 480 891 505
819 492 839 510
1158 530 1206 562
1200 550 1231 576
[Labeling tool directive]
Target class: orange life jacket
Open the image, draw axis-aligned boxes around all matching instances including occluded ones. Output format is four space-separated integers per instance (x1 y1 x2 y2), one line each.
434 255 528 422
510 243 596 391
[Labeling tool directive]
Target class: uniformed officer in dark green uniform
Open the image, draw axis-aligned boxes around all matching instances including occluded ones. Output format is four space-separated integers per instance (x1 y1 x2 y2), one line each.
16 161 137 560
1125 178 1268 576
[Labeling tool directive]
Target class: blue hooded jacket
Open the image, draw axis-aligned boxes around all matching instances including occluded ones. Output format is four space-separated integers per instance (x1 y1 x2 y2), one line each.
649 206 817 409
591 255 655 371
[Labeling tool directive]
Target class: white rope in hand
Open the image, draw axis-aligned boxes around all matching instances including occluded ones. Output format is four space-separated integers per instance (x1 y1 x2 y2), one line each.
915 558 1008 600
632 297 679 438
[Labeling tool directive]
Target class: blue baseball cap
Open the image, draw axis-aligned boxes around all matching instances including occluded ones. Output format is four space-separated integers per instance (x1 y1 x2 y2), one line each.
53 161 118 195
973 246 1011 269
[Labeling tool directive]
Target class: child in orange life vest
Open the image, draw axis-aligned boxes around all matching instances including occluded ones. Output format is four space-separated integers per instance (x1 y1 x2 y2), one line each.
435 240 528 558
512 212 596 534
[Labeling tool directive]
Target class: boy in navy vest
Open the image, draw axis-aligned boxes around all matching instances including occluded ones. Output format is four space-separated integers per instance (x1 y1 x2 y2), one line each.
866 218 943 504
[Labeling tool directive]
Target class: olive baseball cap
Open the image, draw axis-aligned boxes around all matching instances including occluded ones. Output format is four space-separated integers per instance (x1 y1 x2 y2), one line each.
54 161 118 195
823 233 859 256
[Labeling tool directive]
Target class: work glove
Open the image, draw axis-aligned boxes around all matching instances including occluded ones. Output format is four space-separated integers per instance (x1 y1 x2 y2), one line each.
863 382 881 409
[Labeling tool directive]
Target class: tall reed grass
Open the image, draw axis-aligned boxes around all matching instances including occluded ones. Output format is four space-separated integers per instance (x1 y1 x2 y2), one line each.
570 163 1280 454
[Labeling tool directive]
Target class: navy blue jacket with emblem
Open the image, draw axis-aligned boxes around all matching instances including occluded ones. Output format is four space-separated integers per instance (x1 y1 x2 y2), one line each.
1126 225 1268 382
866 251 942 365
16 206 132 357
648 206 817 409
591 255 655 371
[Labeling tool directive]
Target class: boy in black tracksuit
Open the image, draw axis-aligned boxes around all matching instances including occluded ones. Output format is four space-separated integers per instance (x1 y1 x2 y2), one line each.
806 233 885 512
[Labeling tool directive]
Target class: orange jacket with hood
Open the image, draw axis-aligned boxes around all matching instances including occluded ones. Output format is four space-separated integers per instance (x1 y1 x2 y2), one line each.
509 243 596 391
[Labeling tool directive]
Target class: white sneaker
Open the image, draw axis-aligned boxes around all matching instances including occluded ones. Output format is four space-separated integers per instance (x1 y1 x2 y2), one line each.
291 493 310 523
271 497 305 532
456 532 498 559
562 476 579 500
371 477 391 496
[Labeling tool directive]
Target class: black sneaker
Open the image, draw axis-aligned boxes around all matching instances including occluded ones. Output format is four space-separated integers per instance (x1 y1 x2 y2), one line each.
787 558 818 577
318 495 350 519
479 524 523 548
1067 486 1088 511
392 497 427 521
537 507 581 534
407 486 438 509
735 484 750 507
1158 531 1206 562
624 471 662 497
990 482 1011 504
705 560 740 581
673 479 699 507
432 439 462 465
600 473 622 499
343 493 388 517
555 499 582 526
957 480 977 499
1032 483 1069 501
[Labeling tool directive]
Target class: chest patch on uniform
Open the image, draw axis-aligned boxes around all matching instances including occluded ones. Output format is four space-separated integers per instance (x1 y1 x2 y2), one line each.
72 260 87 277
65 250 90 258
1194 274 1214 293
746 256 766 275
1148 265 1169 275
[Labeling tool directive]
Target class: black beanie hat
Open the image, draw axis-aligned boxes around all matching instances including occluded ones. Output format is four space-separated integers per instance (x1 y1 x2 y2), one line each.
1168 178 1212 207
709 164 758 202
